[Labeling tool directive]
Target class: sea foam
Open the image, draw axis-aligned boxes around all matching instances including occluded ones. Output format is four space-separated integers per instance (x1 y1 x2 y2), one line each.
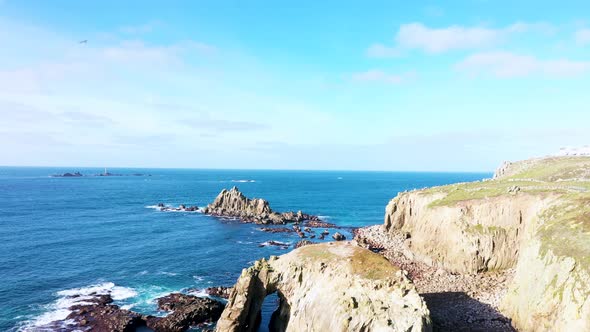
21 282 137 331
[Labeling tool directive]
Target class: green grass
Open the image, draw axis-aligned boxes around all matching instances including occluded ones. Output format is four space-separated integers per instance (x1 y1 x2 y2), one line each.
502 157 590 182
424 179 576 207
538 195 590 269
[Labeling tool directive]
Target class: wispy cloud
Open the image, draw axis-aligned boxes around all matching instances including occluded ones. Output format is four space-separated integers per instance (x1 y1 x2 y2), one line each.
351 70 415 84
368 22 555 56
456 51 590 78
575 28 590 45
119 21 162 34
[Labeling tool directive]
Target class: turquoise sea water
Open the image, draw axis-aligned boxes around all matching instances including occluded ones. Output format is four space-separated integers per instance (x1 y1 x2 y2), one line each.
0 167 489 331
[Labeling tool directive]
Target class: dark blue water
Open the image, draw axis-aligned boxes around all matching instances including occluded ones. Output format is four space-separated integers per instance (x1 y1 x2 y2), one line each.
0 167 489 331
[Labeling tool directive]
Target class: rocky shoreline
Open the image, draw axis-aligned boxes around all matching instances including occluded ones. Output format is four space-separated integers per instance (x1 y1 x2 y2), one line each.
355 225 515 331
43 288 229 332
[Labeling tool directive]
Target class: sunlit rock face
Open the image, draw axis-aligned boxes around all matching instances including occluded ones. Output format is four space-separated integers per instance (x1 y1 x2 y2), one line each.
383 156 590 331
216 241 432 332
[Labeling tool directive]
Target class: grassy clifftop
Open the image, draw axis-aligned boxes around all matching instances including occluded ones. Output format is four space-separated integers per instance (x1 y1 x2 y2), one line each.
419 156 590 268
423 156 590 207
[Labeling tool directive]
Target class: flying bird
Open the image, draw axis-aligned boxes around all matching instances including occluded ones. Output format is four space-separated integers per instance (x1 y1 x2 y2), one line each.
79 40 87 44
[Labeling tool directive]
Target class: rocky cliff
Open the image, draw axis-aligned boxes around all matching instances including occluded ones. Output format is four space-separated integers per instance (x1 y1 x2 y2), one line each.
216 241 432 332
382 156 590 331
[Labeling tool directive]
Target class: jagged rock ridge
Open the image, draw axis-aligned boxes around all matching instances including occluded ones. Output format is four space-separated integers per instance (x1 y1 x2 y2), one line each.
203 187 328 225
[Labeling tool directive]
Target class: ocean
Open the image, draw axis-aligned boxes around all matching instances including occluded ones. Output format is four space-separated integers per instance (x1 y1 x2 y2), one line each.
0 167 489 331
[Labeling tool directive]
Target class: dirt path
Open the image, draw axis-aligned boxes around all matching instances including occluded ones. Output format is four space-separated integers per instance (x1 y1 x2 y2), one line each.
354 225 516 331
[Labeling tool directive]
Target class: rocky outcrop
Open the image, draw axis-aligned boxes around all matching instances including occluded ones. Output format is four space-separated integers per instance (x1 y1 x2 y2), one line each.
216 241 431 332
381 156 590 330
65 294 144 332
146 293 224 332
52 172 83 177
203 187 325 225
53 292 224 332
156 203 199 212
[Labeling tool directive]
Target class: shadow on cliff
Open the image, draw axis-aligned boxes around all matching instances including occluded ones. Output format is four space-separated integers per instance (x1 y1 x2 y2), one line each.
421 292 516 332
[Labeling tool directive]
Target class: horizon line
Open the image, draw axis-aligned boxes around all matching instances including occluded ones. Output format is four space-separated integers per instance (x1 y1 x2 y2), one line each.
0 164 494 174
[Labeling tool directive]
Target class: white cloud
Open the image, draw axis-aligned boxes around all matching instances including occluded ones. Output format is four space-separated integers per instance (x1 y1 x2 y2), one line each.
456 51 590 78
368 22 555 56
397 23 499 53
351 70 414 84
575 28 590 45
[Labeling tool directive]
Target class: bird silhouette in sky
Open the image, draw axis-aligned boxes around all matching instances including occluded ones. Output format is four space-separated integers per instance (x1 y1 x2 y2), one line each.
79 40 87 44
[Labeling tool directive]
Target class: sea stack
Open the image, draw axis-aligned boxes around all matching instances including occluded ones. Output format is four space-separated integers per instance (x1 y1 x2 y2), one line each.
203 187 326 225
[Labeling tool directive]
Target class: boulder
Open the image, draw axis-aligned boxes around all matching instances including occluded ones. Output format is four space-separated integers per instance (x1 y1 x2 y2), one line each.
332 232 346 241
294 240 313 248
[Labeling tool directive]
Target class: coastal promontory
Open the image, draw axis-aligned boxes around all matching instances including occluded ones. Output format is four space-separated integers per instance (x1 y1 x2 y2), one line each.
362 156 590 331
216 241 432 332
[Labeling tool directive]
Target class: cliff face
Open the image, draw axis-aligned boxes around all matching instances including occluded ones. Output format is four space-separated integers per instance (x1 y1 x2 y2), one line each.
383 156 590 331
216 242 432 332
384 191 556 273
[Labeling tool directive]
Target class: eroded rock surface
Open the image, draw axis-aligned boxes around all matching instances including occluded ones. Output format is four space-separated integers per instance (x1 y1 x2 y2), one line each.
216 241 431 332
146 293 224 332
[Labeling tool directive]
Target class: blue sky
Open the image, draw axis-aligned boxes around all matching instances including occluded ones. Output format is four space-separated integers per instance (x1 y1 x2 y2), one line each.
1 1 589 171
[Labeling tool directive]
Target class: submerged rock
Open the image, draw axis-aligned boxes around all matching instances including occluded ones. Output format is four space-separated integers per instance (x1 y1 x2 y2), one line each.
258 227 294 233
202 187 322 225
216 241 431 332
156 204 199 212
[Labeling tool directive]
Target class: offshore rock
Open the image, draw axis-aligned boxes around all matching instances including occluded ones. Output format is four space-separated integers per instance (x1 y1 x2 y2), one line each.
203 187 321 225
216 241 431 332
